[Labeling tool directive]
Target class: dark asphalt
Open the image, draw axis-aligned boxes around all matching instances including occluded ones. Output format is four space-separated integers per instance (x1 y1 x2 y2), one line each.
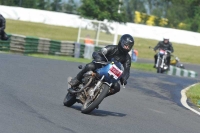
0 53 200 133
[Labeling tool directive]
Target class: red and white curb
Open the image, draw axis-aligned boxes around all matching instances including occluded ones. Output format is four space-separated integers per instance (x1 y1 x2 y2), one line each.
181 83 200 116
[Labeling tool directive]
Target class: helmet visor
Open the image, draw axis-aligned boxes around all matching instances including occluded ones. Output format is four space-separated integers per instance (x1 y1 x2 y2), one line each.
121 40 131 51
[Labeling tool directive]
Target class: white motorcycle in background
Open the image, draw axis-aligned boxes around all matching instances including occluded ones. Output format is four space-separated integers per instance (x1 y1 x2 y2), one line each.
155 48 171 73
150 46 185 73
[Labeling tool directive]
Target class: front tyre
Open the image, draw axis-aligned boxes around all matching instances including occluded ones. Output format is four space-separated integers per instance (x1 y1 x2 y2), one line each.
63 92 76 107
157 59 162 73
81 84 110 114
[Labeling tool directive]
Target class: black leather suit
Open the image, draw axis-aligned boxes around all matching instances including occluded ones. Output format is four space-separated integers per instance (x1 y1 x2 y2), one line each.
0 14 8 40
76 45 132 96
154 41 174 66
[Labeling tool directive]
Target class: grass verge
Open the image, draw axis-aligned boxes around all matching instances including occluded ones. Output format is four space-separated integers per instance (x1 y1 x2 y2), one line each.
28 54 155 72
6 19 200 64
186 83 200 108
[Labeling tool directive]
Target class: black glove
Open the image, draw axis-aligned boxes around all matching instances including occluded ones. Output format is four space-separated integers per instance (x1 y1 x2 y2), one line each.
120 78 127 85
94 57 102 62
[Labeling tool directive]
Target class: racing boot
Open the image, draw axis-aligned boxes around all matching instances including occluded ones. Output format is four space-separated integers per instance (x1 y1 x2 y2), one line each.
68 77 81 87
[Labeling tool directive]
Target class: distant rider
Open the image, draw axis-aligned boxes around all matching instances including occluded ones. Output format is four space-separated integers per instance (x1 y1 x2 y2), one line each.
69 34 134 97
153 36 174 69
0 14 9 40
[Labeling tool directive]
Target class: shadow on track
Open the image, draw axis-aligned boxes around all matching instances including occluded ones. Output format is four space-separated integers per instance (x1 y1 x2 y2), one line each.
70 105 126 117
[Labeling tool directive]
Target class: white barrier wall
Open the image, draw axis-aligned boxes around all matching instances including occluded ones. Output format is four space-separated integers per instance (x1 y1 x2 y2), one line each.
1 5 200 46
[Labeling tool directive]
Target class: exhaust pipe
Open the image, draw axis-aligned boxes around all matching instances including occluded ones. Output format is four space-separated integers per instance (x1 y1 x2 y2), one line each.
68 77 93 94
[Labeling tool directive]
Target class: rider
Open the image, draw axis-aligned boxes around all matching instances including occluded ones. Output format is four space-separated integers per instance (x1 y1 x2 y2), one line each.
69 34 134 97
0 14 9 40
153 36 174 68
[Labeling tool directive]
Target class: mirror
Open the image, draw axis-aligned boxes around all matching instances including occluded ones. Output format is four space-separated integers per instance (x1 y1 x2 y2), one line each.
78 65 82 69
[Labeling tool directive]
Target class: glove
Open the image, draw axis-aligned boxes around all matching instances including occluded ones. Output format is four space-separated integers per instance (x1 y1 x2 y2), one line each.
94 57 102 62
120 78 127 85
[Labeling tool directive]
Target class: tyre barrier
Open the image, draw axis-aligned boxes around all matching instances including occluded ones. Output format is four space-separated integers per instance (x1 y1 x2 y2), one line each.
166 65 197 78
0 34 75 56
0 34 104 58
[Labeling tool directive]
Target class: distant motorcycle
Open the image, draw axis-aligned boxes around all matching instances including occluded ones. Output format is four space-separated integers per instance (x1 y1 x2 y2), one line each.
149 46 171 73
170 55 185 69
63 48 125 114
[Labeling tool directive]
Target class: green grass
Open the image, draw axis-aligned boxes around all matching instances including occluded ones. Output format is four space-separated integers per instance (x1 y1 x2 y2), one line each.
5 19 200 64
186 83 200 108
28 54 155 72
29 54 92 63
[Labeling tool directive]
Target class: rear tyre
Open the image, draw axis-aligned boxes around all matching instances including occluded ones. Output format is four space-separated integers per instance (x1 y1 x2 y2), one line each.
81 84 110 114
63 92 76 107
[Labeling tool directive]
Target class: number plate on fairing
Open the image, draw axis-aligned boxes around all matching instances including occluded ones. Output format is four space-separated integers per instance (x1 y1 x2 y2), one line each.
108 64 123 80
159 49 165 54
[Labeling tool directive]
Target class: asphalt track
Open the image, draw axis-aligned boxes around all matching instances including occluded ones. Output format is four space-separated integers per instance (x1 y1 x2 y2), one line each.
0 53 200 133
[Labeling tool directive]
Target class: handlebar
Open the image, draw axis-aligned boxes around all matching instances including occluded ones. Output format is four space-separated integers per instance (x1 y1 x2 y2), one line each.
93 60 110 65
149 46 171 53
164 50 172 53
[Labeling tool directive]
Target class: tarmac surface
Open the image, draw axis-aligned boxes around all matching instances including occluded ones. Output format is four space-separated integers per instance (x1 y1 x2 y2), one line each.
0 53 199 133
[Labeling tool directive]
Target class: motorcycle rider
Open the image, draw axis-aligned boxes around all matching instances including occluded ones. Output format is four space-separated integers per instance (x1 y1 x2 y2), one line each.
0 14 9 40
69 34 134 97
153 36 174 69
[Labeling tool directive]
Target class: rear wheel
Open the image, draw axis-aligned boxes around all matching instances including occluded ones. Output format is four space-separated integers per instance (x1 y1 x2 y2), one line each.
81 83 110 114
63 92 76 107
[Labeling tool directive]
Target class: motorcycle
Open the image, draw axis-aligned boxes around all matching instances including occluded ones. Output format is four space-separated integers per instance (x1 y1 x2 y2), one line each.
170 55 185 69
63 48 124 114
149 46 171 73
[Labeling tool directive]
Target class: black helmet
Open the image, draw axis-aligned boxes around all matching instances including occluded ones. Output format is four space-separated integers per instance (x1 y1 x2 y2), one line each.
118 34 134 53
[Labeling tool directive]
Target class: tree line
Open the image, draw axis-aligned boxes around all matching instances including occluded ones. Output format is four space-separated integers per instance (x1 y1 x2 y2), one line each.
0 0 200 32
0 0 79 14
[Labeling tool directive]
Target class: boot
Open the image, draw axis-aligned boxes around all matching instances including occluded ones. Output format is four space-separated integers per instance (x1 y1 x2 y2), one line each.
69 77 81 87
105 89 115 97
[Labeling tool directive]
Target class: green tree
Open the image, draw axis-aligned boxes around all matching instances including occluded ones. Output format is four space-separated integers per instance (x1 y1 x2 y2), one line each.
18 0 37 8
166 0 200 31
36 0 46 10
124 0 146 22
0 0 19 6
78 0 127 23
51 0 62 11
63 0 78 14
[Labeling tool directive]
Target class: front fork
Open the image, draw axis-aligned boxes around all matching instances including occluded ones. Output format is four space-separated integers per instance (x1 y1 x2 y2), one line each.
89 75 105 97
156 54 165 68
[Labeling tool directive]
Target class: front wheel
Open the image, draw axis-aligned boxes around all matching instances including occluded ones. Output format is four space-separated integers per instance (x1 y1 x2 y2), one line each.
81 83 110 114
63 92 76 107
157 67 162 73
157 59 162 73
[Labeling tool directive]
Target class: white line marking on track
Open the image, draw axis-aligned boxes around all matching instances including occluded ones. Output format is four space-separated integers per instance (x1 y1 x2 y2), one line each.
180 83 200 116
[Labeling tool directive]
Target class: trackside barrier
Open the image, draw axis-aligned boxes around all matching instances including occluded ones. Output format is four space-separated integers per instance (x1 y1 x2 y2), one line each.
0 34 104 58
0 34 75 56
166 65 198 78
